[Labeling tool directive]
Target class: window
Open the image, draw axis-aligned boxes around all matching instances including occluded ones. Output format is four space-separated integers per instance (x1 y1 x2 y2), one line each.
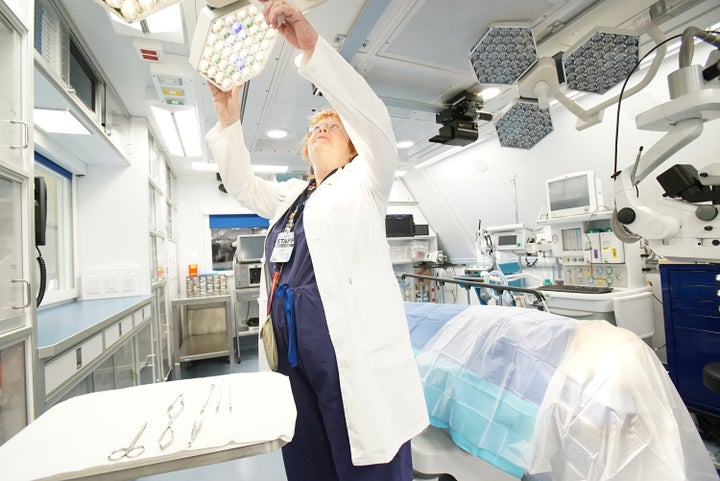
68 39 96 112
209 215 268 271
34 154 75 305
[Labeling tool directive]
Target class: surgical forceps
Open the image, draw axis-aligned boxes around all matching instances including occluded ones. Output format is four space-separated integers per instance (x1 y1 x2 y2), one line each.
188 383 215 448
158 393 185 451
108 422 147 461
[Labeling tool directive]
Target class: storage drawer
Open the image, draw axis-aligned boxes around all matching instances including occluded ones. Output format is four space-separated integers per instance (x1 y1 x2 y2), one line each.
45 334 104 395
671 312 720 331
670 327 720 416
104 314 133 347
668 298 720 317
669 284 720 301
667 270 720 286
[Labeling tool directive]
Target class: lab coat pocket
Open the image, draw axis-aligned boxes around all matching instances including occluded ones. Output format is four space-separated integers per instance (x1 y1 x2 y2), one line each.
345 273 406 358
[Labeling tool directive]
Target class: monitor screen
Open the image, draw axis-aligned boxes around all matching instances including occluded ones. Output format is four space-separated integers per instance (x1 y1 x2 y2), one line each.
237 235 266 262
497 234 517 247
548 175 591 211
546 171 601 218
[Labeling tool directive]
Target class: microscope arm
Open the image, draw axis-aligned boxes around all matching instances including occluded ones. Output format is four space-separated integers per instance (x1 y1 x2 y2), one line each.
631 118 704 185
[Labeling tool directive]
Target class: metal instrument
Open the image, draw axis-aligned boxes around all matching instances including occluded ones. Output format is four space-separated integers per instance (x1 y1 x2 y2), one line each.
158 393 185 451
188 383 215 448
108 422 147 461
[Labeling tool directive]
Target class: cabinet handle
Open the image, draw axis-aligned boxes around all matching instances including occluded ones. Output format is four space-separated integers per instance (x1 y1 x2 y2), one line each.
12 279 31 309
0 120 29 150
716 274 720 282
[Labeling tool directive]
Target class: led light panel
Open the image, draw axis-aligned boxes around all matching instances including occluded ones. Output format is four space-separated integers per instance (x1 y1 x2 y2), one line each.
189 2 279 92
495 101 553 149
562 29 639 94
96 0 183 23
469 25 538 85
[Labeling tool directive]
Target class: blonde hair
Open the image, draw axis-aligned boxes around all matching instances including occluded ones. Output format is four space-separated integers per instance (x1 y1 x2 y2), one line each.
301 110 358 161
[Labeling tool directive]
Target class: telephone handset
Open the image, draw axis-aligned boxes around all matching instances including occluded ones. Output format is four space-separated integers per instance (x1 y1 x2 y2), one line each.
34 177 47 306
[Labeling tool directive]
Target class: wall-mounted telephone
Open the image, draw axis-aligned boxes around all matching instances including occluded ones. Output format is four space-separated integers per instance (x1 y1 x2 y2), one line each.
34 176 47 306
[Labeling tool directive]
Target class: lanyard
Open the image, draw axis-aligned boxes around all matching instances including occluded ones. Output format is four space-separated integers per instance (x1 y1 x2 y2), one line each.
266 178 317 316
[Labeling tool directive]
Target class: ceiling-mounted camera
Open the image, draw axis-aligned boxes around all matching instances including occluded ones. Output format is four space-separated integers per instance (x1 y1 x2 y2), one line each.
429 91 492 146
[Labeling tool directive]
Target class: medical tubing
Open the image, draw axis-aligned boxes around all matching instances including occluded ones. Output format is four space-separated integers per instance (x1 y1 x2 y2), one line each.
612 33 683 179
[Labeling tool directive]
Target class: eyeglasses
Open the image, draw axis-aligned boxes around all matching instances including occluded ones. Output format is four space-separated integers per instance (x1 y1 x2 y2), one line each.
158 393 184 451
308 122 342 135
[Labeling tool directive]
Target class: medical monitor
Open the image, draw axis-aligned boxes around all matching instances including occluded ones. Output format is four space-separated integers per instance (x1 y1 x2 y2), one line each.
235 234 266 263
546 171 603 218
487 224 527 253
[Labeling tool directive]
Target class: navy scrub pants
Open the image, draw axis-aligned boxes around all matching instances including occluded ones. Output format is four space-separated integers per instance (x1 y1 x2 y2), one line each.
271 283 413 481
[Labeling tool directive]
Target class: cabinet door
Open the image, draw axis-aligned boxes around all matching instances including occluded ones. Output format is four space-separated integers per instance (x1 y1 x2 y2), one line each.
155 286 171 381
136 322 155 385
0 338 27 446
0 10 26 168
0 173 28 334
113 341 135 390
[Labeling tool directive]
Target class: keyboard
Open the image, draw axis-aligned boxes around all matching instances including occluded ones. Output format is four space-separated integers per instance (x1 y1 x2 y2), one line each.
536 284 614 294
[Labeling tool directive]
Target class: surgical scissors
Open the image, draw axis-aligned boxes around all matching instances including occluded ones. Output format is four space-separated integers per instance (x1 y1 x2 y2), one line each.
108 422 147 461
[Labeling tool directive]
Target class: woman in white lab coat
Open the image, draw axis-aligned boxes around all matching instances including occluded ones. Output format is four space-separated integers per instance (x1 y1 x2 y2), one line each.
206 1 429 480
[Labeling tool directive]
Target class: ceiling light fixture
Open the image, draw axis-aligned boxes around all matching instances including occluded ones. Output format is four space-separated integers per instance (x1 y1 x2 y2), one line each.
478 87 501 101
95 0 183 23
33 108 91 135
189 1 279 92
495 101 553 149
150 105 202 157
469 24 538 85
562 28 639 94
266 129 288 139
397 140 414 149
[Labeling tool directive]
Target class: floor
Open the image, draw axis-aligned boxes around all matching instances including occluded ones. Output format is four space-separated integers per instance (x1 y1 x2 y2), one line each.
135 336 440 481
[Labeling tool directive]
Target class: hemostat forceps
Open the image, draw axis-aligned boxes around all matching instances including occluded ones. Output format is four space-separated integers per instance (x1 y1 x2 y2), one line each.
188 383 215 448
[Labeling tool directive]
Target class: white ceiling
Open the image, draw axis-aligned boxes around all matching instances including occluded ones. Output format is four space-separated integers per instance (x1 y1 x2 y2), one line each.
38 0 720 177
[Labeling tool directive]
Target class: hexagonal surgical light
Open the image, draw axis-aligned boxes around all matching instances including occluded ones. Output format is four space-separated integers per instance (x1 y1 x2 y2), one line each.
495 101 553 149
189 1 280 92
562 28 640 94
469 24 538 85
95 0 183 23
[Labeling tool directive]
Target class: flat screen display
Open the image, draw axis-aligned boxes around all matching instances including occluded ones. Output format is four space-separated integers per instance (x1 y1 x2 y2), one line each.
548 175 591 212
237 235 266 262
497 234 517 246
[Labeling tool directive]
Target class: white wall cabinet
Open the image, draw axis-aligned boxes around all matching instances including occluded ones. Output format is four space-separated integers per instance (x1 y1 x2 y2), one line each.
39 300 154 409
0 6 29 170
0 0 34 447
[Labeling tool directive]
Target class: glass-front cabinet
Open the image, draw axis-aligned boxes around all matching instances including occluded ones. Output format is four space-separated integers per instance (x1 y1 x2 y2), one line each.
0 7 28 169
0 337 28 445
0 173 28 335
0 0 35 446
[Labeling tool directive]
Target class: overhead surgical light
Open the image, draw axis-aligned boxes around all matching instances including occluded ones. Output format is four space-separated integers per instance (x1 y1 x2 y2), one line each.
495 101 553 149
189 2 279 92
562 28 640 94
95 0 183 23
469 24 538 85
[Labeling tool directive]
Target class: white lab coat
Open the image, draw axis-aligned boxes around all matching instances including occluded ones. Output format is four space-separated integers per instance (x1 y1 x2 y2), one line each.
206 35 429 466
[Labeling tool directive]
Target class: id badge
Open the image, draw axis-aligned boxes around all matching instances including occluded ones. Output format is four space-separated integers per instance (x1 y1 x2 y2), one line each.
270 232 295 263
